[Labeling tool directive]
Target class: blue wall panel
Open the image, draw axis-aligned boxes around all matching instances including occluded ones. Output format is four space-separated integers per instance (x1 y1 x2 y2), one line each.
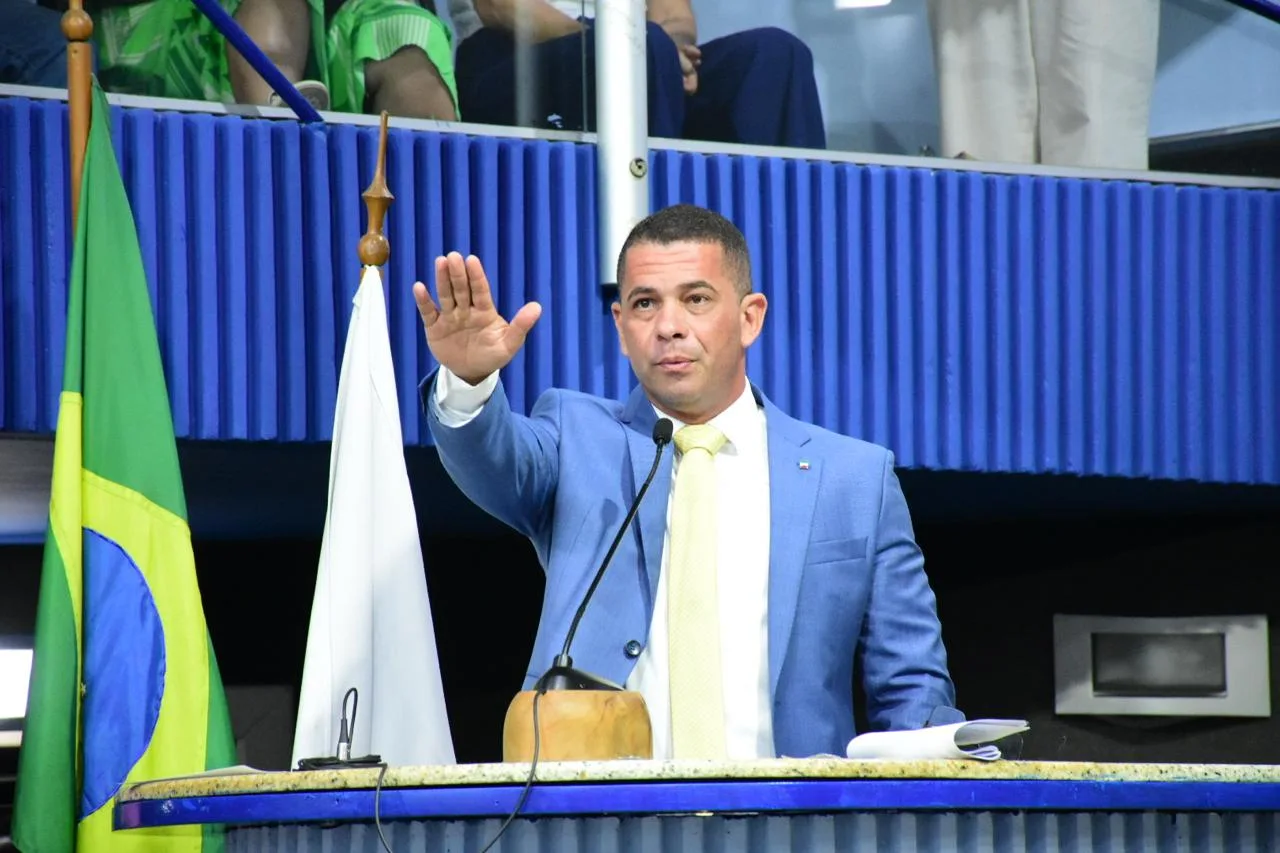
1 96 1277 483
225 811 1279 853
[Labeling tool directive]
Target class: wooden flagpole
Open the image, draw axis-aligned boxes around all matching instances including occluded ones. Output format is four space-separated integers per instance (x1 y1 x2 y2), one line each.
358 112 393 268
62 0 94 227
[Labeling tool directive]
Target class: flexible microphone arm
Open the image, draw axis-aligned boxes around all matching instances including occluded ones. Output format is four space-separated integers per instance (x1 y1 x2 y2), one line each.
537 417 674 691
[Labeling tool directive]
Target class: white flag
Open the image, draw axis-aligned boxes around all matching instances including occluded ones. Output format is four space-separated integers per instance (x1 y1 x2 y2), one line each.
291 265 456 767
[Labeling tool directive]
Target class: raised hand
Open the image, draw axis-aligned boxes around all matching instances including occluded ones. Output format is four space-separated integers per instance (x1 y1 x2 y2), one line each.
413 252 542 385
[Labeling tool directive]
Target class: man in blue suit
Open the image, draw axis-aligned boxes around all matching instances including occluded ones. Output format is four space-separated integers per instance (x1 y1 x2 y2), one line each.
415 204 962 759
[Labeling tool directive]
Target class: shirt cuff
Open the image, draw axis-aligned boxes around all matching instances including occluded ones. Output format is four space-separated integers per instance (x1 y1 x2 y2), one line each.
432 367 499 428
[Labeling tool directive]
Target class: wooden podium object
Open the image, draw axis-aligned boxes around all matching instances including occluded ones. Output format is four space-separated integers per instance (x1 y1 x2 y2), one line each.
502 689 653 762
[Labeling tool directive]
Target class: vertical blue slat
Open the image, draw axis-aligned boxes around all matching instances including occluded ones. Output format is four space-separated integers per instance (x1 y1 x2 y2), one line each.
707 153 734 227
812 163 839 434
577 146 610 398
962 171 988 472
4 100 38 431
1034 177 1059 472
735 157 764 398
787 159 814 425
913 169 939 469
295 123 331 442
863 167 889 447
1061 178 1085 475
413 130 446 402
576 145 606 397
1106 183 1133 479
386 126 421 444
887 168 914 462
982 174 1007 473
551 142 582 393
1085 181 1108 476
270 121 304 441
1179 189 1205 480
1257 192 1278 485
1154 185 1180 480
1133 184 1156 480
1206 190 1230 483
322 124 361 439
36 100 67 432
187 114 221 439
1228 191 1251 484
500 139 530 415
523 141 553 406
759 157 789 413
836 166 864 443
0 99 13 429
218 118 249 440
934 169 958 469
683 149 708 208
1011 176 1036 473
650 148 677 210
157 113 191 439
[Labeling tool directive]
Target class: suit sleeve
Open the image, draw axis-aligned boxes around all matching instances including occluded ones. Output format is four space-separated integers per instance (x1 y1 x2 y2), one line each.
858 450 965 730
421 370 561 540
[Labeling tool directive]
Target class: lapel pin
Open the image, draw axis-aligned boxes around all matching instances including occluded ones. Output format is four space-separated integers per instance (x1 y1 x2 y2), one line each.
798 461 810 470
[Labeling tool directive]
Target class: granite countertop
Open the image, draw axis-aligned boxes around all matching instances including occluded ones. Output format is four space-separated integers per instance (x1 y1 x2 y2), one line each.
121 758 1280 802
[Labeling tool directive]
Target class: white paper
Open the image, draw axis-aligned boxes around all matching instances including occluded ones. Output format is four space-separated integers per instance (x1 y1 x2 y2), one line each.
127 765 267 788
845 719 1029 761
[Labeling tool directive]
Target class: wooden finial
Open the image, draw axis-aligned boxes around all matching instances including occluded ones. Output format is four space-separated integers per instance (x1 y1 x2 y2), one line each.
358 111 393 267
63 0 94 227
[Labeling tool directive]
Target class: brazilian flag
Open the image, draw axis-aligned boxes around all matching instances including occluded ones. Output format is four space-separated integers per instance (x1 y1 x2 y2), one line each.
12 80 237 852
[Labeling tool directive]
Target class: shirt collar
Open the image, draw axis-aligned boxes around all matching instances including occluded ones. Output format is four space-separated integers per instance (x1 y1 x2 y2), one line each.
651 383 763 455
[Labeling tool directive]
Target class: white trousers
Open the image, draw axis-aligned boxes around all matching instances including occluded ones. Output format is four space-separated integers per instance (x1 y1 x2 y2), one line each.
926 0 1160 169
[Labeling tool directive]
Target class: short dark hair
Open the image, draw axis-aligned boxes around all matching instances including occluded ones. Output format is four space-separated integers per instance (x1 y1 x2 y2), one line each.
616 204 753 297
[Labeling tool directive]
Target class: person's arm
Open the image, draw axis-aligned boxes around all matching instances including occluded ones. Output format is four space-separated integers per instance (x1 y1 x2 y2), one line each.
474 0 584 42
423 369 563 539
646 0 696 47
415 253 555 538
857 450 965 730
228 0 311 105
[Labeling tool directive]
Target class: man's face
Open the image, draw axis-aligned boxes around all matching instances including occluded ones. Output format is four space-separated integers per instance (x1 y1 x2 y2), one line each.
612 240 767 424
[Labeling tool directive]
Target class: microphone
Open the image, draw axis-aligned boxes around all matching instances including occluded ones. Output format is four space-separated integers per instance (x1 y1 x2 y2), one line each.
336 687 357 761
536 417 674 692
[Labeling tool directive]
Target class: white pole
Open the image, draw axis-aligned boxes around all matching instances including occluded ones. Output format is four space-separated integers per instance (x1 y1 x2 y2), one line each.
594 0 649 287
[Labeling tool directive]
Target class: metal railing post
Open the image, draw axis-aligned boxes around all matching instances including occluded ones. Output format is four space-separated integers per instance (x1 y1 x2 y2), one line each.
594 0 649 288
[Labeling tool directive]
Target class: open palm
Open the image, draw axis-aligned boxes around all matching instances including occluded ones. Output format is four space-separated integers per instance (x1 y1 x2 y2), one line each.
414 252 542 385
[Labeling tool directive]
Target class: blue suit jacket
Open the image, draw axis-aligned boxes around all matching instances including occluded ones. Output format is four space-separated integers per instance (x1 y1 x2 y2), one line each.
424 375 963 757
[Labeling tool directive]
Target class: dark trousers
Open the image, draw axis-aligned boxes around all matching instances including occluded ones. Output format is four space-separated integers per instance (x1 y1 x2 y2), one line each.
0 1 69 87
455 22 826 150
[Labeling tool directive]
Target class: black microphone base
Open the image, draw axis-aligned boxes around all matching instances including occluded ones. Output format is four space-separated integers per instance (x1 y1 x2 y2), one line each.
294 754 383 771
535 665 624 693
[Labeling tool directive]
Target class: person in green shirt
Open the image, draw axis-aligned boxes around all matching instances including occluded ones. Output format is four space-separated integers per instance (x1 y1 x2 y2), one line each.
42 0 458 119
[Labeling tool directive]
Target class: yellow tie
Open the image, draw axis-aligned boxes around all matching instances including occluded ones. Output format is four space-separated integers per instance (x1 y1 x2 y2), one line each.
667 423 728 760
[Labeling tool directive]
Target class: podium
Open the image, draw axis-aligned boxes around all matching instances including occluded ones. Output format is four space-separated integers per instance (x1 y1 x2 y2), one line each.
116 759 1280 852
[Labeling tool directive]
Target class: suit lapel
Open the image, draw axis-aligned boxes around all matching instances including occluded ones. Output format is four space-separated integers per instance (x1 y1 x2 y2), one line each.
621 388 673 612
763 395 819 699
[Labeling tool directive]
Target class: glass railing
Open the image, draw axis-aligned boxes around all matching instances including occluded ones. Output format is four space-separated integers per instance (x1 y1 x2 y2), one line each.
5 0 1279 181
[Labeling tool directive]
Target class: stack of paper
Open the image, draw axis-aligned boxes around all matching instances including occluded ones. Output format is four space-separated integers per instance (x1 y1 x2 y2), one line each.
845 719 1029 761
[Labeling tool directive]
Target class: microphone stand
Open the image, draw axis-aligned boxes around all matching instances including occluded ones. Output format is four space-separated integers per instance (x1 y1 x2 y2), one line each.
502 419 673 762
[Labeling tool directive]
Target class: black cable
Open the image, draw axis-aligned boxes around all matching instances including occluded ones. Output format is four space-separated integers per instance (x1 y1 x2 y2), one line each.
374 762 393 853
342 687 358 742
477 687 544 853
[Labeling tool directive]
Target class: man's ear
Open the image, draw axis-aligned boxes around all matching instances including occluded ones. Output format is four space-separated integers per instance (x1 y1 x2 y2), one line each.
740 292 767 348
612 300 629 357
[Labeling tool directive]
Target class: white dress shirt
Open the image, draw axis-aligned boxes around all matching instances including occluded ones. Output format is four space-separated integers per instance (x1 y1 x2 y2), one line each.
433 369 775 758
